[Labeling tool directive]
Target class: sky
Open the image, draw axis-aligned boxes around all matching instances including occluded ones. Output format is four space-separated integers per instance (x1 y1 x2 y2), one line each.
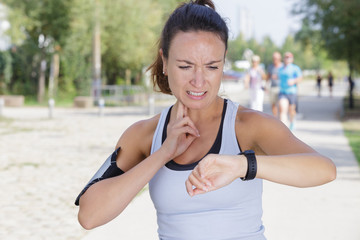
213 0 302 46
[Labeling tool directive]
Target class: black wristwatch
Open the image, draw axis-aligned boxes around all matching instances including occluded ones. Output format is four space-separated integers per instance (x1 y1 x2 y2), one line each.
238 150 257 181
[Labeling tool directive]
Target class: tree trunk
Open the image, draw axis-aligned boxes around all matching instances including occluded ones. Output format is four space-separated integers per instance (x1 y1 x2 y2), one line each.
125 69 131 85
92 0 101 102
348 64 355 109
348 75 354 109
37 58 47 103
48 53 60 99
135 71 141 85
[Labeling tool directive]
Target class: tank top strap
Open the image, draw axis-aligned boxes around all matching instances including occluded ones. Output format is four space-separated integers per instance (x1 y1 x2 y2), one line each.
150 105 172 155
220 99 242 154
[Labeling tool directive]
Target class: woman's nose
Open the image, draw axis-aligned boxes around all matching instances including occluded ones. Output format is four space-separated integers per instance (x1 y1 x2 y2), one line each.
191 68 205 88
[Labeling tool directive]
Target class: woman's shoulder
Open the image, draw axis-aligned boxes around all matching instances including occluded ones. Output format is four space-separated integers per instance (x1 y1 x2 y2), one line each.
134 113 160 130
235 105 271 122
116 113 161 155
234 105 295 153
235 105 283 142
235 105 285 132
122 114 160 141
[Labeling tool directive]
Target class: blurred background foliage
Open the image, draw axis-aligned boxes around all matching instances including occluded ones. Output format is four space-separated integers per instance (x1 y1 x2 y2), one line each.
0 0 183 102
0 0 358 104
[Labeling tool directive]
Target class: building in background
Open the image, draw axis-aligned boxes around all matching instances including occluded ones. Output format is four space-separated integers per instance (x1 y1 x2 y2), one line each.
213 0 254 40
236 7 254 40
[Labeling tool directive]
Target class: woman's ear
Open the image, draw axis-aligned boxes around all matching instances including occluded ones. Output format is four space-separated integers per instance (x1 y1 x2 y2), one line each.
160 49 167 75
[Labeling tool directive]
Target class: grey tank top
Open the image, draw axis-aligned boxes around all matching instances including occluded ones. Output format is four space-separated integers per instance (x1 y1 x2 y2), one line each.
149 99 265 240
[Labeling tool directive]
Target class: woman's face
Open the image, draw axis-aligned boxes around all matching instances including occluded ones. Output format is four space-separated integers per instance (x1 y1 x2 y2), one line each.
252 60 259 67
161 31 226 110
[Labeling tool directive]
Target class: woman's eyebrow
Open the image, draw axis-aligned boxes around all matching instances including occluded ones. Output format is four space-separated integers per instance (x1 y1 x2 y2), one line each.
205 60 222 65
175 59 222 65
176 59 194 65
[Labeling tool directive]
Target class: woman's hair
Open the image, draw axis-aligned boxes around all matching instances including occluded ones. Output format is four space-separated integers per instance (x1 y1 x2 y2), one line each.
252 55 260 63
148 0 229 95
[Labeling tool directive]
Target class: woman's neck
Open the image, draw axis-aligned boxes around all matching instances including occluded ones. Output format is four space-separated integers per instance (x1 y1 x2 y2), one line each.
174 97 224 124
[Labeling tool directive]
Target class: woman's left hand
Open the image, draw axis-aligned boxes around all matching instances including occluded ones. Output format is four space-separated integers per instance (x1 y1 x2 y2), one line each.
185 154 246 197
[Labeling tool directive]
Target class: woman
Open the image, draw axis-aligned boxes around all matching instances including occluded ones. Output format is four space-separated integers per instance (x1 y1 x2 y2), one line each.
75 1 336 239
245 55 266 111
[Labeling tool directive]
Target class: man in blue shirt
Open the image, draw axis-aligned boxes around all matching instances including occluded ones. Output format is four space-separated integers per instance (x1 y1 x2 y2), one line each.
278 52 302 130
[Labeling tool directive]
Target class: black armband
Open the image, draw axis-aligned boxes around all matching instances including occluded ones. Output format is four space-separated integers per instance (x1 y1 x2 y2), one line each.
74 147 124 206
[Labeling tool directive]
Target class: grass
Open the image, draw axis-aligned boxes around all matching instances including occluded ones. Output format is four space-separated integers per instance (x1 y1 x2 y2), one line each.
24 96 75 107
342 94 360 119
342 93 360 164
343 120 360 164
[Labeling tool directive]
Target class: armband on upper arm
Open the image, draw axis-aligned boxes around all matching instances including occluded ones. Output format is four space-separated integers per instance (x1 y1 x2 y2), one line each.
74 147 124 206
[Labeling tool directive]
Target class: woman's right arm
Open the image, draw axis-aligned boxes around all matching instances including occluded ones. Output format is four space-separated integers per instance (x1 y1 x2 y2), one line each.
77 116 166 229
78 102 199 229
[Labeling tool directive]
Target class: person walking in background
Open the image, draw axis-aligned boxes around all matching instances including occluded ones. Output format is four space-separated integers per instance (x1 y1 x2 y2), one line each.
327 71 334 97
316 72 322 97
244 55 266 111
75 1 336 239
278 52 302 131
266 51 283 117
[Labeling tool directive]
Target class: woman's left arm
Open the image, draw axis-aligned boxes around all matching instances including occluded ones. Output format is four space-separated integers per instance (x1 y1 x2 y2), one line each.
250 113 336 187
256 153 336 187
186 111 336 196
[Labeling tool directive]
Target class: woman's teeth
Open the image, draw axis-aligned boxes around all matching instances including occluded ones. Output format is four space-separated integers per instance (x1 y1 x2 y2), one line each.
187 91 205 96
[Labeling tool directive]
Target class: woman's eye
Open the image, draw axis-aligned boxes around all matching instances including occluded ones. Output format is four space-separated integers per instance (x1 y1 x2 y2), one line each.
208 66 219 70
179 66 190 69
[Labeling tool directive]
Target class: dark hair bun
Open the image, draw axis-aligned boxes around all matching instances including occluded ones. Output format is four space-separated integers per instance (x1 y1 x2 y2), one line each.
194 0 215 9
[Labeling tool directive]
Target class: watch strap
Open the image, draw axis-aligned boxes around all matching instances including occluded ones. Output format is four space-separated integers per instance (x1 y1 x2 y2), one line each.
238 150 257 181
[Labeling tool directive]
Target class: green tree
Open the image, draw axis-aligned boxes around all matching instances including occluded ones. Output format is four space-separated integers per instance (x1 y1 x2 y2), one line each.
281 34 316 70
246 38 261 55
3 0 72 102
227 33 247 63
154 0 184 22
228 35 280 70
61 0 94 97
0 50 12 94
293 0 360 108
258 36 279 68
99 0 164 86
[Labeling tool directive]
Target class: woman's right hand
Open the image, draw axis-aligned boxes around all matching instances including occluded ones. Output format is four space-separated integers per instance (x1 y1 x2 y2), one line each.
160 101 200 162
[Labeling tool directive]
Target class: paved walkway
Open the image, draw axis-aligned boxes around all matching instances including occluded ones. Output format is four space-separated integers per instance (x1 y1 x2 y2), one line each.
0 80 359 239
262 82 360 240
